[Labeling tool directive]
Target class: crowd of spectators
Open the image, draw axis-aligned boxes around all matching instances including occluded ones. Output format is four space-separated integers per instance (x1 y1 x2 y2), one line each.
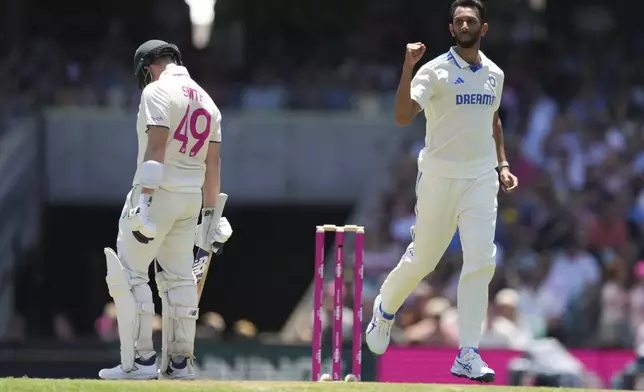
0 33 400 118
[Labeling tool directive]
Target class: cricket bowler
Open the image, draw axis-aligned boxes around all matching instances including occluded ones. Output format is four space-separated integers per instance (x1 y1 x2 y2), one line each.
99 40 233 380
365 0 518 383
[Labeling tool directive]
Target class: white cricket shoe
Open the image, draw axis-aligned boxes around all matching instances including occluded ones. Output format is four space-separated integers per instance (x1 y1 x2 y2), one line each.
98 356 158 380
365 295 394 355
450 347 495 383
159 357 195 380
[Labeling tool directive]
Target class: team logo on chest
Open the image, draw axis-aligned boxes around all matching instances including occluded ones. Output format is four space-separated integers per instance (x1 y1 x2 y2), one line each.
453 73 496 107
487 75 497 88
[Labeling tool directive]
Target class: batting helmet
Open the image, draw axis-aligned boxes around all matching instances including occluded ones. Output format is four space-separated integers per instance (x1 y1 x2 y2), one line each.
133 39 183 89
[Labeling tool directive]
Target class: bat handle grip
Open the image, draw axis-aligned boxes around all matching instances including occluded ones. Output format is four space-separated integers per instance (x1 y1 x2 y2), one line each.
213 242 225 255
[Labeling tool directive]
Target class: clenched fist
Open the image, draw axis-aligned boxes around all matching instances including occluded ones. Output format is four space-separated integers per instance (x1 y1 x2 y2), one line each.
404 43 426 68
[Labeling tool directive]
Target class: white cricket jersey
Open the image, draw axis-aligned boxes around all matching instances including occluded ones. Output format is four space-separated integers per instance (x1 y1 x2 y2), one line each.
133 64 222 193
411 47 504 178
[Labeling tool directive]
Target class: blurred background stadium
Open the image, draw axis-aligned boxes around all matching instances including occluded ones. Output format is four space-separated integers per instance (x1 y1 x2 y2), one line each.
1 0 643 388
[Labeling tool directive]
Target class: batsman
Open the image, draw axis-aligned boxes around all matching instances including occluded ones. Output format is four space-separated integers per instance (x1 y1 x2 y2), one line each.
99 40 233 380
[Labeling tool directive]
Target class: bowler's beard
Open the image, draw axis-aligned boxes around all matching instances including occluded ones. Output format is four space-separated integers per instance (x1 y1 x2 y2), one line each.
455 31 480 48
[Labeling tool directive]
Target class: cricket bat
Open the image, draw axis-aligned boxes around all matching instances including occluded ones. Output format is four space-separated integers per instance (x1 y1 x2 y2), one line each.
193 192 228 301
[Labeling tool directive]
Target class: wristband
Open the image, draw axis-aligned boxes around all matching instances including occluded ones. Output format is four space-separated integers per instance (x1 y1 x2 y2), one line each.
140 160 164 189
496 161 509 174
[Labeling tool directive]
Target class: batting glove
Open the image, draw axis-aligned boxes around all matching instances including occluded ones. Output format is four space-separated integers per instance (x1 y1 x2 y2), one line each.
196 209 232 254
127 194 156 244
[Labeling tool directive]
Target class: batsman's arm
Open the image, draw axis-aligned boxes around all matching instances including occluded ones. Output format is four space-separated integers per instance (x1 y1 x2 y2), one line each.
203 111 222 208
140 84 172 197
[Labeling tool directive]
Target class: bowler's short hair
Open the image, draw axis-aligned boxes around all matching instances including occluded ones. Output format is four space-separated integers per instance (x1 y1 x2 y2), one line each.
450 0 487 22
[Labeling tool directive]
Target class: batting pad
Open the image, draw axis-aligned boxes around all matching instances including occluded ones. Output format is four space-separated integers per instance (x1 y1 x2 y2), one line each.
155 269 199 372
104 248 155 371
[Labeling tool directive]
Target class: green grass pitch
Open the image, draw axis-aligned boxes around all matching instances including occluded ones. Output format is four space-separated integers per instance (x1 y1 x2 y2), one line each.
0 378 621 392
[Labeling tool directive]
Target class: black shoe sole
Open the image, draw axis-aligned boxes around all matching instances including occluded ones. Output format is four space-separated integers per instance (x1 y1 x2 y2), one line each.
451 371 495 383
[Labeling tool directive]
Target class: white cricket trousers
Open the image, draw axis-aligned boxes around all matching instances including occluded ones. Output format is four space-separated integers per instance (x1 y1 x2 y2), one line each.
115 186 202 358
117 186 202 281
380 169 499 348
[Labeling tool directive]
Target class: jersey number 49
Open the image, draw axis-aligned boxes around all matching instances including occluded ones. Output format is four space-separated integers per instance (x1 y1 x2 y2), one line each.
173 104 211 157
